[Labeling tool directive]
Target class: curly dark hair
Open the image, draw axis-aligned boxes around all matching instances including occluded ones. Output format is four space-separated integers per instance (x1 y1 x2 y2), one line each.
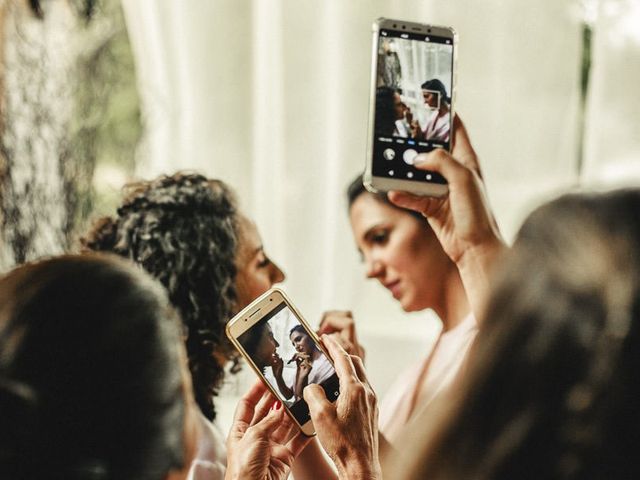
81 172 240 421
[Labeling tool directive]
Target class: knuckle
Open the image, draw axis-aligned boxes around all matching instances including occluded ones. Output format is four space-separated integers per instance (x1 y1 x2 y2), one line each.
350 382 366 397
366 387 377 404
314 404 333 422
243 424 258 440
350 355 364 366
431 149 450 162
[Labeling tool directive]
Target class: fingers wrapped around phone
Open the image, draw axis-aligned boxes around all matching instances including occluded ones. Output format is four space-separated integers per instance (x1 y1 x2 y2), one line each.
388 116 506 322
228 379 269 443
303 335 380 478
388 145 502 265
226 381 312 480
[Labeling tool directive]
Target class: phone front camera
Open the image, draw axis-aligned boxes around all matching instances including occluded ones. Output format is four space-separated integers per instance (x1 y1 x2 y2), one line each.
402 25 406 29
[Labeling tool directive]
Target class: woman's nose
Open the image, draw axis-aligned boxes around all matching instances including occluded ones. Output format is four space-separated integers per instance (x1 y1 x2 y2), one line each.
270 261 286 285
365 257 384 279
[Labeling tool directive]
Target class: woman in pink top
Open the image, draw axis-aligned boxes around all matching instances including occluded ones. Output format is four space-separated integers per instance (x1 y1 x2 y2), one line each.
319 118 494 448
343 171 475 443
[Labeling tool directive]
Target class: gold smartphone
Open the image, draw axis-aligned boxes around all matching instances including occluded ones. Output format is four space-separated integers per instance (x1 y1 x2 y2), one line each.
364 18 457 197
226 287 340 436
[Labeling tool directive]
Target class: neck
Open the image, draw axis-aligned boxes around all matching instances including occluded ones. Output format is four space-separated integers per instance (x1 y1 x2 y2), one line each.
431 263 470 332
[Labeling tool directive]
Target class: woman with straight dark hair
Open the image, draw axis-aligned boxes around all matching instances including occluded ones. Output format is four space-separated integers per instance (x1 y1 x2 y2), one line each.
0 254 196 479
339 117 483 444
397 188 640 480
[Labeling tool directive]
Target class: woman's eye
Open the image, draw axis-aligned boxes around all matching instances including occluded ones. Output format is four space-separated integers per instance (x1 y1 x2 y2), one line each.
257 256 271 268
371 231 388 244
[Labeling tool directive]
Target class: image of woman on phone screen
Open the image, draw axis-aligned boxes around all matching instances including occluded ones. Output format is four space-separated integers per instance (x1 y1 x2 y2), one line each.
288 325 335 399
410 79 451 142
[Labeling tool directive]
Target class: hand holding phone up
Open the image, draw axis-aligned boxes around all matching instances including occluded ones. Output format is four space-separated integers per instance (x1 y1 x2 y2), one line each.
388 115 506 319
303 335 382 480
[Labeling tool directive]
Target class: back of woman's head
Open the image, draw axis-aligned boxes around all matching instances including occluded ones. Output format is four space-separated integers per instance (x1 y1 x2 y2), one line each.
0 254 185 479
81 172 239 421
403 189 640 480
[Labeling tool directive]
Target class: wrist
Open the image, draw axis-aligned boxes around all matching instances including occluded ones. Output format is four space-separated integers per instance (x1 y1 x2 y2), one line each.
456 236 507 318
336 456 382 480
457 235 506 273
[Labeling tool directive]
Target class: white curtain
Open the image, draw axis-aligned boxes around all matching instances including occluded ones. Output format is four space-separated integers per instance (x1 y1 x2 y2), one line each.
120 0 640 421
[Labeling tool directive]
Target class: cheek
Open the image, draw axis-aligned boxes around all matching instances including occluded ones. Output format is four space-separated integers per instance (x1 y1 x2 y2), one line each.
250 271 271 297
391 227 434 280
236 270 271 307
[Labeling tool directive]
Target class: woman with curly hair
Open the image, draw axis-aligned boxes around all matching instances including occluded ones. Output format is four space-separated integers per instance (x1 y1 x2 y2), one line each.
81 172 285 479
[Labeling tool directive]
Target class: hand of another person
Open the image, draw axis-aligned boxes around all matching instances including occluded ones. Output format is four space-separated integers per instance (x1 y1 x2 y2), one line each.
298 357 312 377
271 353 284 379
405 108 413 125
303 335 381 480
410 119 424 140
288 352 311 366
318 310 365 361
226 381 310 480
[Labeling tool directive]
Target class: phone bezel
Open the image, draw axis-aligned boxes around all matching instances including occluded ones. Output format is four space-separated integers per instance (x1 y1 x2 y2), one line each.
364 18 457 197
226 287 332 437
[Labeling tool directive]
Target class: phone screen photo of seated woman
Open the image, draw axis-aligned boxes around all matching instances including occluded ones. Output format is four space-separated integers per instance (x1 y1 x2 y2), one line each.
238 304 338 412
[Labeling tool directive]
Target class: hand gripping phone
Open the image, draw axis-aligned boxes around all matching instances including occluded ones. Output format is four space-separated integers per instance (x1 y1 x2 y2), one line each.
226 288 340 436
364 18 457 197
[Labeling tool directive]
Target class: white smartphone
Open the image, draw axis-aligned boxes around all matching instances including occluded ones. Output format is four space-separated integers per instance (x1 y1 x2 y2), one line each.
364 18 457 197
226 288 340 436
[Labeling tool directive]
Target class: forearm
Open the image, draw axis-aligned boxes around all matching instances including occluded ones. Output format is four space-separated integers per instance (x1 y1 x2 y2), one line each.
275 374 293 399
291 438 338 480
335 459 382 480
456 237 508 323
378 431 395 461
294 374 309 399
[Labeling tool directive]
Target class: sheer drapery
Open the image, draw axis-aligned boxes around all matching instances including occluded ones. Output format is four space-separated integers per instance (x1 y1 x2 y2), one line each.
121 1 640 404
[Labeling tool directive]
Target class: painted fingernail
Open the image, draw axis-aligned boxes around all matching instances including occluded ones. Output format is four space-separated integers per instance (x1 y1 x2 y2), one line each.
274 400 282 410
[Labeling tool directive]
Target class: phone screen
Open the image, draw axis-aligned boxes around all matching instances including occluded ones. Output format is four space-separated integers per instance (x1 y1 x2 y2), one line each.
372 28 454 184
237 302 340 426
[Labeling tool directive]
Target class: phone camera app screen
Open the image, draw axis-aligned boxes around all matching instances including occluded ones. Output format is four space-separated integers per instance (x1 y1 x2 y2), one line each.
238 303 340 425
373 29 453 183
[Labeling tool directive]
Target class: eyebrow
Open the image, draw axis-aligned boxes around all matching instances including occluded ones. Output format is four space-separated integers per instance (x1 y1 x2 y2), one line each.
362 223 386 243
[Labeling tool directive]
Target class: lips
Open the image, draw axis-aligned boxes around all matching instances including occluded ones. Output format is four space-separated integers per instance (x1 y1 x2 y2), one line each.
384 280 402 299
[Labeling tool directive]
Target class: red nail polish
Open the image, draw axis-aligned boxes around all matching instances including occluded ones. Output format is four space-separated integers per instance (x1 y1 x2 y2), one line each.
274 400 282 410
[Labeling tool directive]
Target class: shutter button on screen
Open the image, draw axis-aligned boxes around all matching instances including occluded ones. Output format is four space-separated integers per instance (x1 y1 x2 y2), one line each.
403 149 418 165
383 148 395 160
